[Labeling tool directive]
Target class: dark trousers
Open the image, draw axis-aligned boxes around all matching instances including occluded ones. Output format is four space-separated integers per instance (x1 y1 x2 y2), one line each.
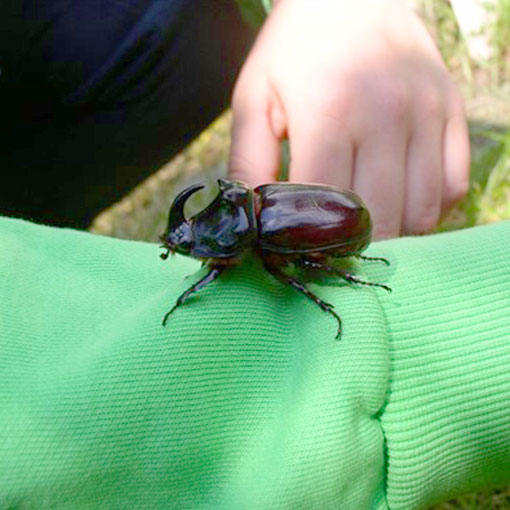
0 0 256 227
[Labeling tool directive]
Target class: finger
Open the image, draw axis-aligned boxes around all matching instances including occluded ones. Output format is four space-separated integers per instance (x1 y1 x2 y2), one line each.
442 95 470 212
229 80 282 187
402 107 444 235
286 113 354 189
352 125 408 240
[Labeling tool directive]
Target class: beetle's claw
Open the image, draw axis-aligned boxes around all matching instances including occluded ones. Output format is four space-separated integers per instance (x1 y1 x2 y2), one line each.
332 314 342 340
162 305 178 326
321 304 342 340
356 254 390 266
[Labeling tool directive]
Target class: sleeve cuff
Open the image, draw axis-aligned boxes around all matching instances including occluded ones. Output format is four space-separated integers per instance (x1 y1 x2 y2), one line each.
365 222 510 509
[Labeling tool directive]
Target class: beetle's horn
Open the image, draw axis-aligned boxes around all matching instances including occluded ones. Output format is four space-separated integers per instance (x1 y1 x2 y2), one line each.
166 183 204 230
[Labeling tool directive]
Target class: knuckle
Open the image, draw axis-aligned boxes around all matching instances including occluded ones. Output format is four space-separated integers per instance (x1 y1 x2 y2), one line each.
444 118 471 206
405 205 440 234
374 228 399 240
231 84 250 115
446 82 467 115
414 212 440 234
313 102 351 130
373 220 401 240
228 150 270 188
231 78 248 110
231 66 266 114
445 174 470 205
308 80 353 123
418 89 445 119
375 80 409 124
228 150 254 177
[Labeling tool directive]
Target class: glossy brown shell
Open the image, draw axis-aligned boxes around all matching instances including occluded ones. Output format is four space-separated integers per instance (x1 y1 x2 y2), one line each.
254 183 372 255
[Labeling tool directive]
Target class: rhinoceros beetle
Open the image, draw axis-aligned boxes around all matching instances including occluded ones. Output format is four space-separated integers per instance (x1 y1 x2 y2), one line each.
160 179 391 338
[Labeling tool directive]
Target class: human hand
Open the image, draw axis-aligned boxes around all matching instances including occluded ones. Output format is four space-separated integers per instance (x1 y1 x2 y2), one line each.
229 0 470 239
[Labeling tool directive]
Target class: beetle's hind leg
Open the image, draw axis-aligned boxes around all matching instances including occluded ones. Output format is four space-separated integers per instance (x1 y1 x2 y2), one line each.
264 264 342 339
162 264 226 326
297 259 392 293
354 254 390 266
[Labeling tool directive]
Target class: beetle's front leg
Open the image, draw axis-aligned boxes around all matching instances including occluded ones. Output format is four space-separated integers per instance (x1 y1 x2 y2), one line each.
162 264 226 326
264 264 342 339
297 259 392 292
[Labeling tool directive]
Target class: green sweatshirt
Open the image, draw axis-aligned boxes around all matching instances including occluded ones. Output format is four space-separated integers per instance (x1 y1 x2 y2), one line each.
1 216 509 509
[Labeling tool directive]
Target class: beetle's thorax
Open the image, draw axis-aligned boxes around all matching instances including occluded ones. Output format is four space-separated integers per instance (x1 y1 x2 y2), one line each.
162 179 257 261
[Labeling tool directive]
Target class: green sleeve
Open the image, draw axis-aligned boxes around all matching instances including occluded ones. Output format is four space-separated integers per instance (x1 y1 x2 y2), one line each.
369 223 510 509
0 216 509 509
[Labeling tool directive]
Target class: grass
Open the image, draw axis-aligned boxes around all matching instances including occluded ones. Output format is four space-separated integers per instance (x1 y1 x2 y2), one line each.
89 1 510 508
439 125 510 232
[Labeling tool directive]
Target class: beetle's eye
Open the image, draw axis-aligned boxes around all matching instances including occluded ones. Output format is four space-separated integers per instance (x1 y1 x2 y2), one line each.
175 225 187 241
168 222 193 253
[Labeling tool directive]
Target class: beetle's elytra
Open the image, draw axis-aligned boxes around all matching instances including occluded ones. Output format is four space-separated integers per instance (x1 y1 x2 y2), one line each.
160 179 391 339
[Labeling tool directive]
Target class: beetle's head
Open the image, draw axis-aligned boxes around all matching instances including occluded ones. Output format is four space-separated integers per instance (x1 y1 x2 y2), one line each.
160 183 204 259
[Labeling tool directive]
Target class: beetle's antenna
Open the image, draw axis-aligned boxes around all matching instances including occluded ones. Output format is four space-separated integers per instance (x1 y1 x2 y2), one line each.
160 248 171 260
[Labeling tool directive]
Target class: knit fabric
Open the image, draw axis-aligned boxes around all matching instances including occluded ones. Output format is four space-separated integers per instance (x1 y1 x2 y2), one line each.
372 224 510 509
0 216 509 509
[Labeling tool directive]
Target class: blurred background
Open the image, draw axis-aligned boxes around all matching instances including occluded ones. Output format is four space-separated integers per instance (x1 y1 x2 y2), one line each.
89 2 510 507
89 0 510 247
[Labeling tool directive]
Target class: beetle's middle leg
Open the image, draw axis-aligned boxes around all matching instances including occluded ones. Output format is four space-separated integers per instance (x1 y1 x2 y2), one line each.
162 264 226 326
264 264 342 339
297 259 392 293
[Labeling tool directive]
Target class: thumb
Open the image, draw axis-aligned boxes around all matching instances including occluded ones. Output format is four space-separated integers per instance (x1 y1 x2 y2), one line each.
229 80 282 187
